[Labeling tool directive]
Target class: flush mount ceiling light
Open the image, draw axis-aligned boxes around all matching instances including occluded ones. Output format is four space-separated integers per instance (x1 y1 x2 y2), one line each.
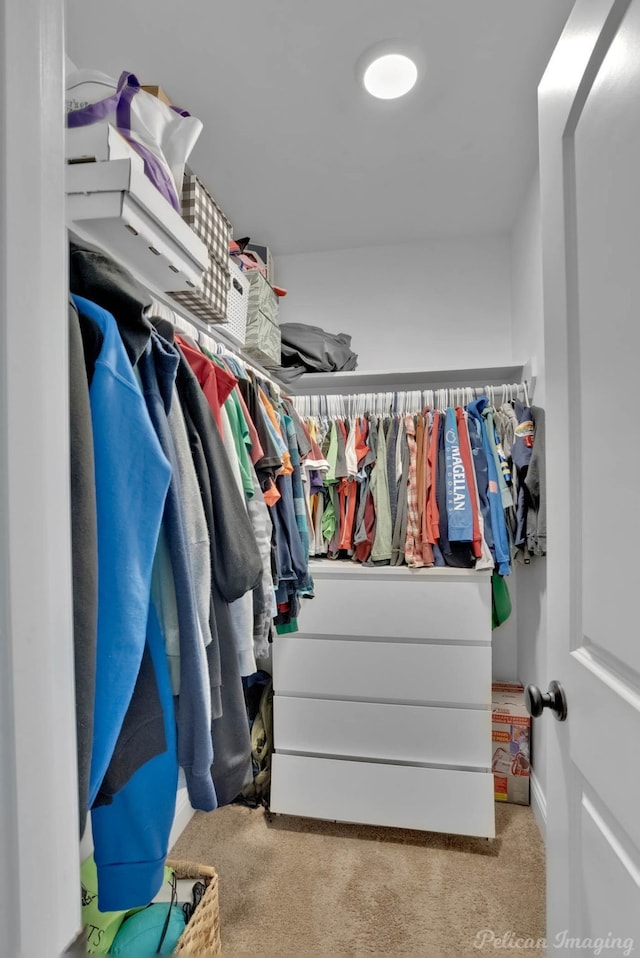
363 53 418 99
357 41 423 101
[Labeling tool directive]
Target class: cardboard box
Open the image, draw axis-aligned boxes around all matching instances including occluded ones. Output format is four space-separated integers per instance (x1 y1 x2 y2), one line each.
141 84 174 107
492 682 531 805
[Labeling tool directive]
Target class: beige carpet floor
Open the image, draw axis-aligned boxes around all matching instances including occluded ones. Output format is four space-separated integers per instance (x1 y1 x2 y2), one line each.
169 802 545 957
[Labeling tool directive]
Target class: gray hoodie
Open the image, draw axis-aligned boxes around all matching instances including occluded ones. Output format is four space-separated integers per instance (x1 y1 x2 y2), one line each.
524 406 546 557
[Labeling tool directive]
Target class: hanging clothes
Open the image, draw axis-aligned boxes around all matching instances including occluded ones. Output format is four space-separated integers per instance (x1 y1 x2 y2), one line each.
70 240 330 912
426 411 441 547
353 417 378 564
73 295 172 810
444 407 474 543
524 406 546 558
137 331 216 812
221 401 258 679
91 603 178 911
369 419 393 565
404 415 424 568
512 399 535 557
455 407 483 561
292 383 541 576
72 295 176 912
172 351 259 805
467 397 511 575
435 411 474 569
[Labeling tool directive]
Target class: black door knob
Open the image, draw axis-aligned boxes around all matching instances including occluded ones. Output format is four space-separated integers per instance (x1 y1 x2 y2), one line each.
524 681 567 721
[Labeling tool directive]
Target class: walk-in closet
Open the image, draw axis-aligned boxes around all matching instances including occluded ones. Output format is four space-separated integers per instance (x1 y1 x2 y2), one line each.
2 1 639 956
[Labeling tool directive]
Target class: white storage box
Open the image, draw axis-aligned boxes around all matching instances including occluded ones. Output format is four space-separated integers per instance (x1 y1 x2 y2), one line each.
66 121 139 165
224 258 249 346
66 155 209 293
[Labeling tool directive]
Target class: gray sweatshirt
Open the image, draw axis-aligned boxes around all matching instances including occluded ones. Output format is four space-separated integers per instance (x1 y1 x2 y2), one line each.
524 406 546 557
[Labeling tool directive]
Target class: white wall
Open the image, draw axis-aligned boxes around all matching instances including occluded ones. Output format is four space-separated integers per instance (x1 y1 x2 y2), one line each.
510 170 548 836
276 236 513 372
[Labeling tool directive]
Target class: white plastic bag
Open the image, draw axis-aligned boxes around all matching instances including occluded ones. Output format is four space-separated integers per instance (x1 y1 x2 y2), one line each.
66 69 203 211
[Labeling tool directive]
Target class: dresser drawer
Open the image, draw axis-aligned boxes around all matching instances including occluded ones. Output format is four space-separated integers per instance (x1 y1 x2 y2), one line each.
298 572 491 642
274 697 491 768
270 753 495 838
273 636 491 707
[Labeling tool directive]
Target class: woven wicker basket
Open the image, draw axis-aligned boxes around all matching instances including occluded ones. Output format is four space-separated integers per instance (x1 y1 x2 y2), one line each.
166 858 221 955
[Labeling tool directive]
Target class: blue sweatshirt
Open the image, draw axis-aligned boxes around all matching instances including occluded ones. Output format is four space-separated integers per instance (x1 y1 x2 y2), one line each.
444 407 473 542
467 398 511 575
92 603 178 911
73 295 171 808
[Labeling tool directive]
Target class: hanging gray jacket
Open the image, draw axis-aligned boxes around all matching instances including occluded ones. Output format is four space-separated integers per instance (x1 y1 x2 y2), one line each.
173 349 259 804
69 299 98 837
524 406 546 557
137 332 217 812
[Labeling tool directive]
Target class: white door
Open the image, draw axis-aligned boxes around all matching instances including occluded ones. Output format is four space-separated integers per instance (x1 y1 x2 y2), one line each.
540 0 640 947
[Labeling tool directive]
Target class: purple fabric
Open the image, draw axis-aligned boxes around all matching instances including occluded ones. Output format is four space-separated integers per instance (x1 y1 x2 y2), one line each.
67 70 135 129
120 133 180 212
309 470 324 495
67 72 180 211
67 90 121 126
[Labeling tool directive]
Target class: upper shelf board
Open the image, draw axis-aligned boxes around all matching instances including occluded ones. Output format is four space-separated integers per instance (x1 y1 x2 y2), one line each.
66 153 209 294
291 364 528 395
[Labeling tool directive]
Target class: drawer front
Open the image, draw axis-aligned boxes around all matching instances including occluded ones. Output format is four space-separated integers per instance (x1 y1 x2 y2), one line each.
273 637 491 707
273 697 491 768
298 576 491 642
270 753 495 838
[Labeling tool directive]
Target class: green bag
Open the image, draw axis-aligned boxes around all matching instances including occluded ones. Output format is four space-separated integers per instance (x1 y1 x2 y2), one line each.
491 571 512 629
81 854 173 954
81 855 128 954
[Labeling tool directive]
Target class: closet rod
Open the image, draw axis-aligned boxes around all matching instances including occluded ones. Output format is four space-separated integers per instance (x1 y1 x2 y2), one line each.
292 381 532 419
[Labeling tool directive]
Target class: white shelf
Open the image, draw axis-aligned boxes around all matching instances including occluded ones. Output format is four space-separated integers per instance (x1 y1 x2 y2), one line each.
66 156 290 387
292 363 528 395
308 560 491 579
66 156 209 293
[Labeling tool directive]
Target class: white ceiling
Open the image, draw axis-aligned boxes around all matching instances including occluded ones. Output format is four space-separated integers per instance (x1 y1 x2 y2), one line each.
66 0 574 255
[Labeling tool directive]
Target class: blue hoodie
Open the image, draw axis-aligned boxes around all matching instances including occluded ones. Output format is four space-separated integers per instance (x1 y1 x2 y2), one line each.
467 398 511 575
72 295 171 808
92 603 178 911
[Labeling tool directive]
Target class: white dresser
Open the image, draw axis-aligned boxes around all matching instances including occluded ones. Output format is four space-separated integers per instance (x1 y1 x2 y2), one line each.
270 562 495 838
